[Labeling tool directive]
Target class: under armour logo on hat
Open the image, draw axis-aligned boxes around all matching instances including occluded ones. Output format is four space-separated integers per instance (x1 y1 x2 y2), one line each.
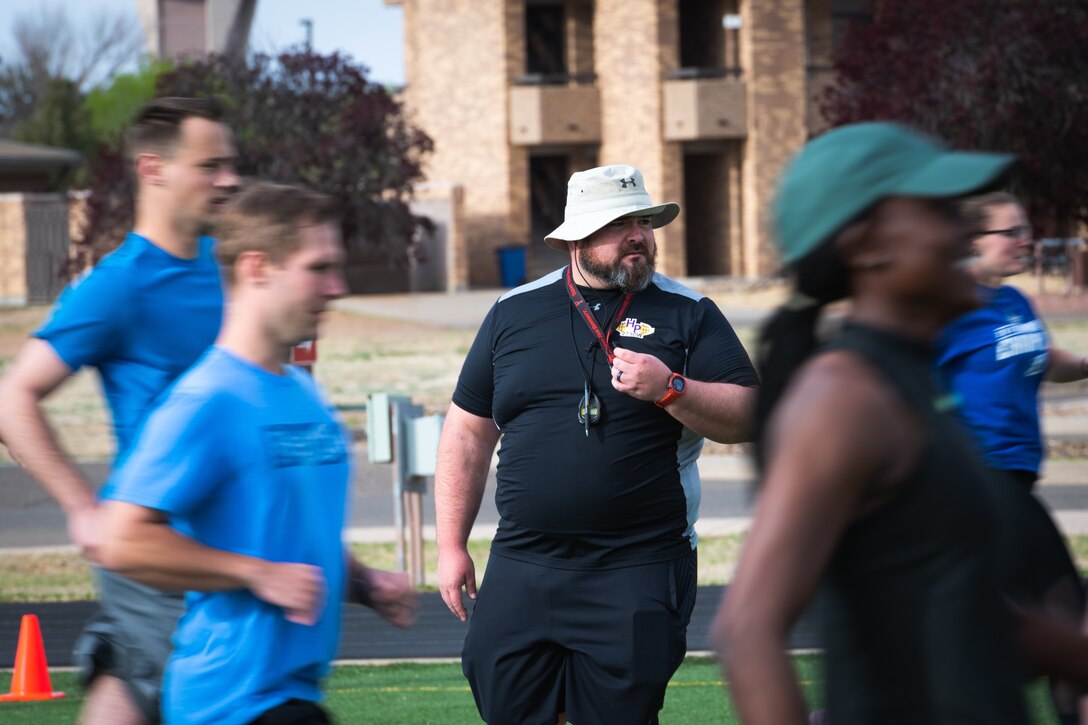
542 164 680 249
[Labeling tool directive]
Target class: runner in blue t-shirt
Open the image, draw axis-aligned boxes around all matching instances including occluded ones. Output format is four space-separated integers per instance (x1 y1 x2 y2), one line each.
99 181 416 725
936 193 1088 475
935 191 1088 725
0 98 238 725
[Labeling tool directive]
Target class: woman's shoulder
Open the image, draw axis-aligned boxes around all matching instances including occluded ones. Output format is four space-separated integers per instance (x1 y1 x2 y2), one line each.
765 349 911 497
783 349 901 430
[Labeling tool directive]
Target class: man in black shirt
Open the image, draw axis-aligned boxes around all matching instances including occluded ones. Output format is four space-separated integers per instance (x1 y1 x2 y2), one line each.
435 164 759 725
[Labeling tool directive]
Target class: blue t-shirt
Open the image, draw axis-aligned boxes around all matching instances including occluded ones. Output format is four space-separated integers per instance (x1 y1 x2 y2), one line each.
35 232 223 463
935 285 1049 473
105 347 352 725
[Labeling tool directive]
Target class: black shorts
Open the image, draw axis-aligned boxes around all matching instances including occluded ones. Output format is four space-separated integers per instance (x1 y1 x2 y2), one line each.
73 568 185 723
996 469 1085 613
461 548 698 725
248 698 331 724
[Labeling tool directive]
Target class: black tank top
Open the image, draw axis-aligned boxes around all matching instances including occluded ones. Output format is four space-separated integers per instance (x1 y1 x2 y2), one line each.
820 323 1029 724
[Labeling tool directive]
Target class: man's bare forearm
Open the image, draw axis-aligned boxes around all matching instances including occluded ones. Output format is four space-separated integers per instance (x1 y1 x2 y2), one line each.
1046 347 1087 383
0 384 96 513
101 502 326 624
99 512 263 591
666 380 758 444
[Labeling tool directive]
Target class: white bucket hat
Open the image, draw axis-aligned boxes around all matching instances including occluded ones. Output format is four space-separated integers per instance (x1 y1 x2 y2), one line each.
544 164 680 250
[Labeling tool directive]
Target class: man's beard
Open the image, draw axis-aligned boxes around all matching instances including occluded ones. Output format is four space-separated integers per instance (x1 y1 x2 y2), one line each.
577 244 655 292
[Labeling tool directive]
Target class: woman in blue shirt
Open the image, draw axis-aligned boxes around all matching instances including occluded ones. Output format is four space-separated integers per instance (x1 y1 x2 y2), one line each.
935 191 1088 724
937 192 1088 480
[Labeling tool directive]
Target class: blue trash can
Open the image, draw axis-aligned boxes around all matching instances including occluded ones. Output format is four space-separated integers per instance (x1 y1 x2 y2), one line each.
495 246 527 287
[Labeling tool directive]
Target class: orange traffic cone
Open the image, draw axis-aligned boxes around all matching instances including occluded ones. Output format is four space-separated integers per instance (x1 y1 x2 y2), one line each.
1 614 65 701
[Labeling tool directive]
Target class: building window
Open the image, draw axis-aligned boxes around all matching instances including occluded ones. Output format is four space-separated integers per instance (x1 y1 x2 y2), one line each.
675 0 740 78
526 4 566 78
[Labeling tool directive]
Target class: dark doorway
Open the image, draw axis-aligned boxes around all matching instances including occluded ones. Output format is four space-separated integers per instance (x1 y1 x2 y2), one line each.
684 150 732 276
530 155 567 240
528 154 571 277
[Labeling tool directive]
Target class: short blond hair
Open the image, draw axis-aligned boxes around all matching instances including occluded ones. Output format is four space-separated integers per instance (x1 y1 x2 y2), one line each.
216 181 339 283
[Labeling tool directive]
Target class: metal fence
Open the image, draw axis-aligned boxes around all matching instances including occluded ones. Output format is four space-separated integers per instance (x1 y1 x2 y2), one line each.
23 194 70 303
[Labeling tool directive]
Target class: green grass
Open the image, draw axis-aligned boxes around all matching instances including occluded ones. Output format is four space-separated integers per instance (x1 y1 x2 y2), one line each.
1064 535 1088 569
0 656 1060 724
0 552 96 602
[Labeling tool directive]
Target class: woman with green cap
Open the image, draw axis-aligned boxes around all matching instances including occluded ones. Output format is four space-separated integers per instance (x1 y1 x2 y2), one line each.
710 122 1088 723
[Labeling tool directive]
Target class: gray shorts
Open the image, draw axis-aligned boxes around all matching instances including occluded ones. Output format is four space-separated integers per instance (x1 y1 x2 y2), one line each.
73 568 185 723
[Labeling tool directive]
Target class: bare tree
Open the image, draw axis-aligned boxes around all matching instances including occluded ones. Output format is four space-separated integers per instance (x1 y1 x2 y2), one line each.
0 3 145 134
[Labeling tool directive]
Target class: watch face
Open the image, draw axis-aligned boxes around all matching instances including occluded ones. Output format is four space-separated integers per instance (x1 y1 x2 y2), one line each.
671 376 685 393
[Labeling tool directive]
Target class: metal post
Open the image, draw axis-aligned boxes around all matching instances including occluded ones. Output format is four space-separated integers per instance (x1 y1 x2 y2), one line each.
406 490 425 586
390 403 406 573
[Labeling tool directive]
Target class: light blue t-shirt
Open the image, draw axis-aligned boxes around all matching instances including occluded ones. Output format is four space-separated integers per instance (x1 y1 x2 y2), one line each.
35 232 223 463
106 347 352 725
935 284 1049 473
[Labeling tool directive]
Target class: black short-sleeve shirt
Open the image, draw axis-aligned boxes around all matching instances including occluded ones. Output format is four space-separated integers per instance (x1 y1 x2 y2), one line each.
453 268 758 569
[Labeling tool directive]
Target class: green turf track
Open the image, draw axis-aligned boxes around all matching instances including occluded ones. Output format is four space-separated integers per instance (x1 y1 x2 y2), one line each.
0 655 1059 724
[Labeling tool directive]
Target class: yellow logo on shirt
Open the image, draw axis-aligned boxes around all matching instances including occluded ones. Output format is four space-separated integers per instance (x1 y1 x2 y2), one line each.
616 318 655 339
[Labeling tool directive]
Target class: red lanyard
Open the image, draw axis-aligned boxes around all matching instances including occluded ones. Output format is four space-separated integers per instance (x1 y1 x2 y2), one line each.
564 266 633 365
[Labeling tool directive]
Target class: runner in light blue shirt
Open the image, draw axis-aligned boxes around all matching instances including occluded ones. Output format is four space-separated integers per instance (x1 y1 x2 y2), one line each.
109 347 351 724
99 181 417 725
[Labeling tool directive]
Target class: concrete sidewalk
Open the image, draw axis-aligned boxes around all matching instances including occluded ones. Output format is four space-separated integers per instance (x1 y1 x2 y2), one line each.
333 287 775 330
4 452 1088 555
334 290 501 330
332 282 1088 330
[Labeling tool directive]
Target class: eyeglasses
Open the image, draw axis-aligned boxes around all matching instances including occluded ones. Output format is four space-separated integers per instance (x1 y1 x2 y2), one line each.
978 225 1033 239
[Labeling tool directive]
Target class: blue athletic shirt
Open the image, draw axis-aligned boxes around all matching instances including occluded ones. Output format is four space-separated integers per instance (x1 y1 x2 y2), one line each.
105 347 352 725
935 284 1049 473
34 232 223 466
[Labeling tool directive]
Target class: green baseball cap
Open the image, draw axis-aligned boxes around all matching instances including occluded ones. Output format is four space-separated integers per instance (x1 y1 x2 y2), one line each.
772 122 1015 264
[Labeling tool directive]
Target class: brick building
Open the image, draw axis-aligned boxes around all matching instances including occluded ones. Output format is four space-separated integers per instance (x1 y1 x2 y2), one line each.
387 0 872 287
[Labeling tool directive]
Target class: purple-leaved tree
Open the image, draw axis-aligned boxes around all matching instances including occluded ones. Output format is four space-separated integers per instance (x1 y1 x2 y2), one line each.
823 0 1088 235
75 49 432 269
